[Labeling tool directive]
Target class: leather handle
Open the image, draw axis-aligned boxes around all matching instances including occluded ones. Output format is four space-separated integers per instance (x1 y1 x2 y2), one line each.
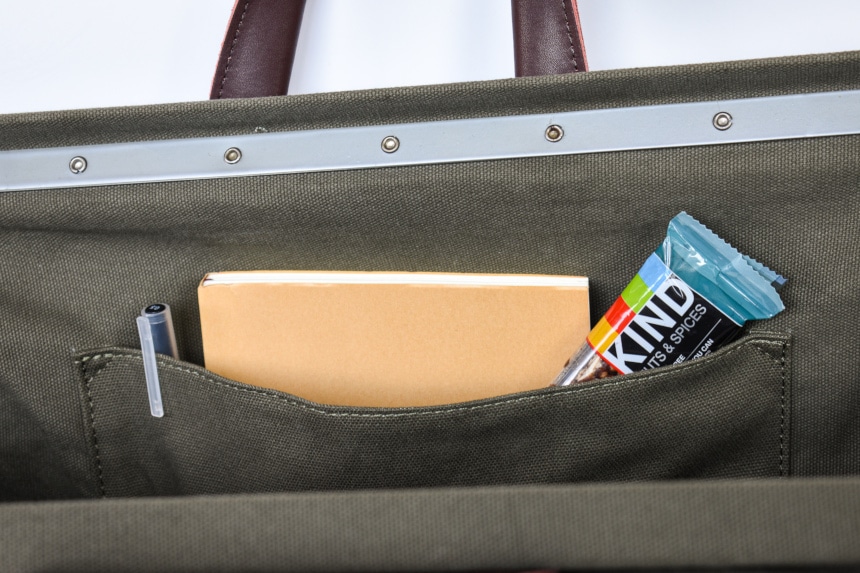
512 0 588 76
211 0 588 100
211 0 306 99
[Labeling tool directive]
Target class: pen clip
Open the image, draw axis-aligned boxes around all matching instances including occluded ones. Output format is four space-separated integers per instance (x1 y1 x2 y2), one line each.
136 315 165 418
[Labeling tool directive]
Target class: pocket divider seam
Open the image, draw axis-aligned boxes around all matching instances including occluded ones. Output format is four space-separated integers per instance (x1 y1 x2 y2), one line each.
75 357 110 498
745 338 790 477
779 340 788 477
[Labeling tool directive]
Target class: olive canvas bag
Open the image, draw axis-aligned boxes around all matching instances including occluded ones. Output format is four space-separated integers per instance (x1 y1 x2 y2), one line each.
1 3 859 571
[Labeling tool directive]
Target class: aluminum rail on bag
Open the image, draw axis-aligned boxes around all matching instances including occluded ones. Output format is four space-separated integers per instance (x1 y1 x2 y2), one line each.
2 90 860 192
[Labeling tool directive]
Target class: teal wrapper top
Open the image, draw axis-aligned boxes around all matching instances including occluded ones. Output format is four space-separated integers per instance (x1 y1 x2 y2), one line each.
655 212 786 325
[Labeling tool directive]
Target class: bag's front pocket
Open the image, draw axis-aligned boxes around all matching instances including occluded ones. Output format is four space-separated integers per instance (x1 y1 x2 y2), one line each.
75 333 790 497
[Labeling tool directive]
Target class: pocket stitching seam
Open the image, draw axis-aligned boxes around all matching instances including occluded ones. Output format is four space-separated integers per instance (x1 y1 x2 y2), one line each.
779 341 787 477
76 360 108 498
743 341 789 476
741 341 790 476
77 337 787 419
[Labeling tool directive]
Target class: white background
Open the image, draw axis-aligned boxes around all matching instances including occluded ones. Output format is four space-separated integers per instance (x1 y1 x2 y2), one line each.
2 0 860 114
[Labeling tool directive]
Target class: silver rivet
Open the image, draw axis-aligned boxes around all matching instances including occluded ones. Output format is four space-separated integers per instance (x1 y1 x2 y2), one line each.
545 125 564 142
381 136 400 153
224 147 242 164
69 156 87 174
713 112 733 131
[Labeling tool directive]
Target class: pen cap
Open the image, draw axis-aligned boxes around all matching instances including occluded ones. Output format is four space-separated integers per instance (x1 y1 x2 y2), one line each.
136 315 165 418
140 303 179 359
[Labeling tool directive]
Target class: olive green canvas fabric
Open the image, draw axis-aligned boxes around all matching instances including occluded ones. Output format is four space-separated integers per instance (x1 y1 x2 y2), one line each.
3 479 860 572
1 51 859 570
75 334 789 497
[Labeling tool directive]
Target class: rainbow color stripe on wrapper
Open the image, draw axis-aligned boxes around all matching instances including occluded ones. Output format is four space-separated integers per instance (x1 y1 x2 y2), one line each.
586 254 674 371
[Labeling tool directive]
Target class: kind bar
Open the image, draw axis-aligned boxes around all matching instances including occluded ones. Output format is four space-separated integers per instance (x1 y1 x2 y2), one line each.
552 212 786 386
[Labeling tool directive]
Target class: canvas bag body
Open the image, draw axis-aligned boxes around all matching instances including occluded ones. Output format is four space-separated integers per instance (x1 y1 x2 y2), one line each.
1 46 860 570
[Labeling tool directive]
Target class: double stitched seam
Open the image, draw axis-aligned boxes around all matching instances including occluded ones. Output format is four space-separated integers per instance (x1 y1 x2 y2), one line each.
76 357 109 497
745 340 789 477
747 341 787 367
78 354 115 364
217 0 252 99
560 0 579 72
779 342 787 477
81 340 766 419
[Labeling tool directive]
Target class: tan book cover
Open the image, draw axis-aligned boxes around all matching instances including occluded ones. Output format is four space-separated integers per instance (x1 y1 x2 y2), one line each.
198 271 589 407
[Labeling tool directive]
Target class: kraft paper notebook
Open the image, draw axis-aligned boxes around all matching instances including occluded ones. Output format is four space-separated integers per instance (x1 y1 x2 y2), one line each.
198 271 589 407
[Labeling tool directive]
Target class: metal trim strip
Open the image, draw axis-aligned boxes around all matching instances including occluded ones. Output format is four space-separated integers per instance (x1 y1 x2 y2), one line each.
2 90 859 192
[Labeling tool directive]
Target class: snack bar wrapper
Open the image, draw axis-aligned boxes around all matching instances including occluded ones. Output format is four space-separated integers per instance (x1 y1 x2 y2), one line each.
553 212 786 386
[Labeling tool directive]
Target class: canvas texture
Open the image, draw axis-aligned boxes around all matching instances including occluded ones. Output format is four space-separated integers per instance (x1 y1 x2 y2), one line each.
0 51 859 571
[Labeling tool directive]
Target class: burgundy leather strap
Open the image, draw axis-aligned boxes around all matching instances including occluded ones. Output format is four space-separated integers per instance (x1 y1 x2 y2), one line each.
211 0 588 99
211 0 306 99
512 0 588 76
